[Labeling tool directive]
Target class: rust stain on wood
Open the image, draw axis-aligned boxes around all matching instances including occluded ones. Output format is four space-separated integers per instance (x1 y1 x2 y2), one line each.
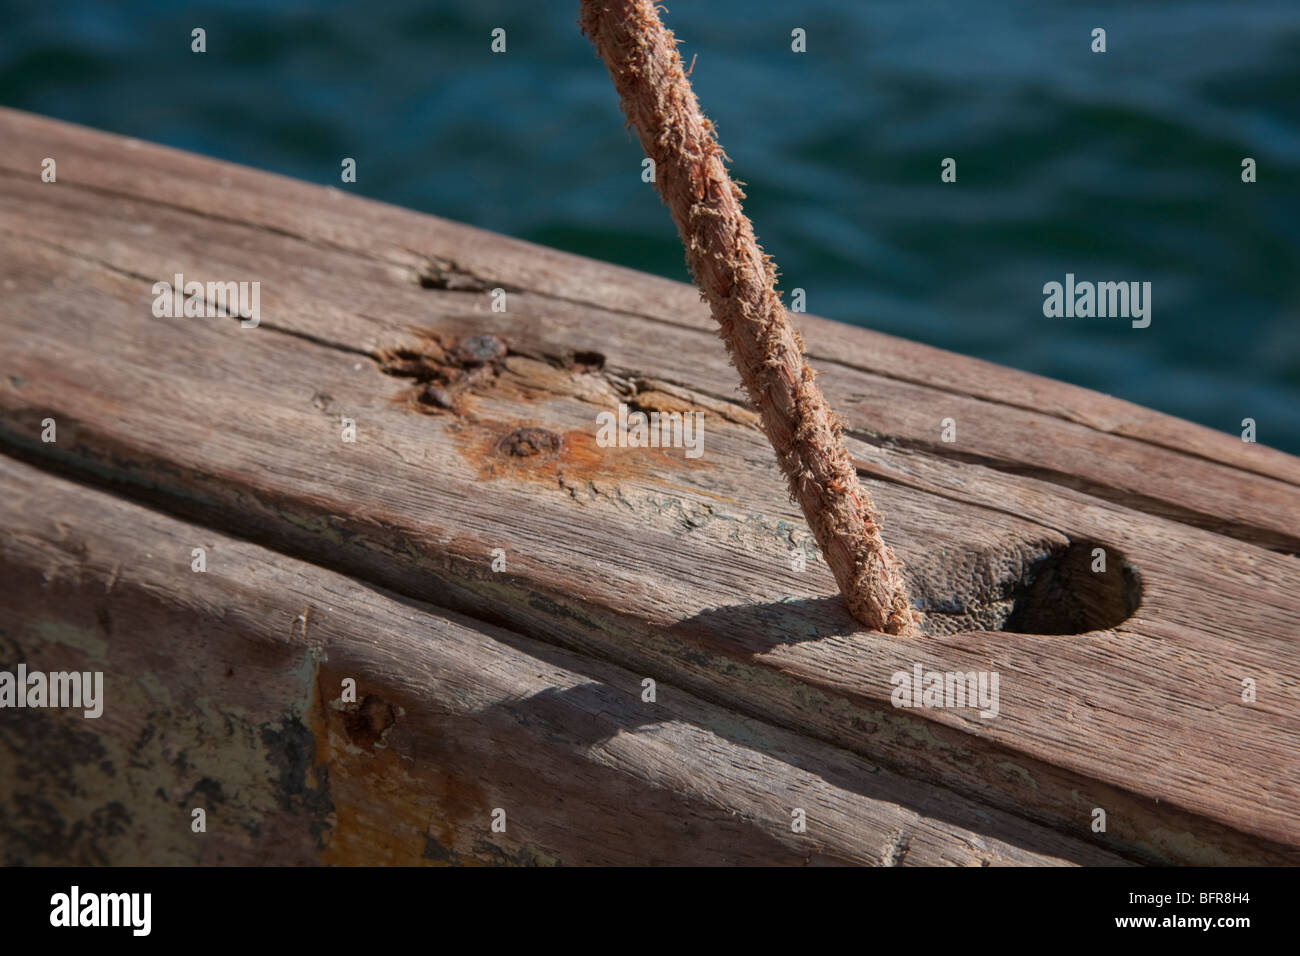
310 664 498 866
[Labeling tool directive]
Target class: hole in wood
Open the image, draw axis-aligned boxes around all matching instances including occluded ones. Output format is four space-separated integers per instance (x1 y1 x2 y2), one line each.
910 538 1141 636
678 537 1140 647
568 349 606 372
1002 539 1141 635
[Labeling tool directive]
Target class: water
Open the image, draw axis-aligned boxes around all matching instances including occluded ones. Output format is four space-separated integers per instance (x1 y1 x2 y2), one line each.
4 0 1298 453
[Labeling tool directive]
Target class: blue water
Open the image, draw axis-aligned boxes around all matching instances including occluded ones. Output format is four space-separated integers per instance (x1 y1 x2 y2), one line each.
4 1 1298 452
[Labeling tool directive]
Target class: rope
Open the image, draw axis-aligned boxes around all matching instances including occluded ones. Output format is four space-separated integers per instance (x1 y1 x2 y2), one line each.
580 0 919 634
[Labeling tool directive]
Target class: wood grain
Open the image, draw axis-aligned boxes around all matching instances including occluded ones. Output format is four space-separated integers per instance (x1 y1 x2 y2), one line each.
0 108 1296 864
0 455 1125 865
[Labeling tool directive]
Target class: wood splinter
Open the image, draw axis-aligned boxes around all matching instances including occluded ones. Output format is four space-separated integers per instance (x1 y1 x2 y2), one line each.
580 0 920 634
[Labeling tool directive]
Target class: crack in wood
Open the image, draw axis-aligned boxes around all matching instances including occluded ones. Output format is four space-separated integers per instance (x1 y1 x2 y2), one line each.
848 427 1300 554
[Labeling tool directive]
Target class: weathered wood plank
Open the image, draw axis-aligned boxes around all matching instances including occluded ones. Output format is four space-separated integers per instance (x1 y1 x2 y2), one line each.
0 455 1124 865
2 105 1295 502
1 109 1297 864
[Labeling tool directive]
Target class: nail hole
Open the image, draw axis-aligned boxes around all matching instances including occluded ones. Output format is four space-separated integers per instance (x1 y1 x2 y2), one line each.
342 695 397 750
569 350 606 372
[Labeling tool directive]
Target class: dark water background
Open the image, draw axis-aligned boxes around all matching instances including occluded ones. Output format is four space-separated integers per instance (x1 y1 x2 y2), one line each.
3 1 1298 452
